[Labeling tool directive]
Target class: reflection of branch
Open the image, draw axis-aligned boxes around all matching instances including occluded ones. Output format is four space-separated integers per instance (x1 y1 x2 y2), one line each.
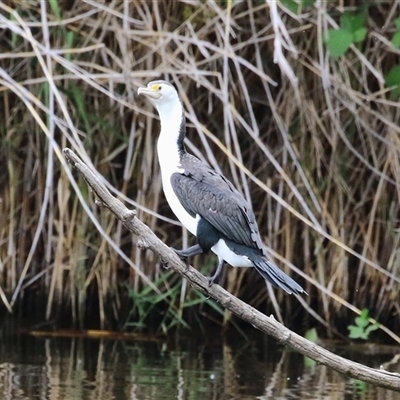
63 147 400 392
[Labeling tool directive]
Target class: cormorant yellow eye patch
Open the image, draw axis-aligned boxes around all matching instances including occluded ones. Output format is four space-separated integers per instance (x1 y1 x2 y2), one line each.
137 82 162 99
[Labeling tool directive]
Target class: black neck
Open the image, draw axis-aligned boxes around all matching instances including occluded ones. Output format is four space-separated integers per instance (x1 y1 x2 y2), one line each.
177 112 187 156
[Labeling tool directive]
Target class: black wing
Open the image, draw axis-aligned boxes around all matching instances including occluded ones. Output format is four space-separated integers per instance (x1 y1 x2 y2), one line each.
171 154 263 251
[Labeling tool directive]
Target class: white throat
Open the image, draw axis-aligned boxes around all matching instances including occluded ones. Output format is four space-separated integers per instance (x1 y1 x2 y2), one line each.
156 99 184 174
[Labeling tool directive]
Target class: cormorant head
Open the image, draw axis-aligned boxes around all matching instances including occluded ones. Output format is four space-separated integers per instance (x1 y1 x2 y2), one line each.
137 80 179 106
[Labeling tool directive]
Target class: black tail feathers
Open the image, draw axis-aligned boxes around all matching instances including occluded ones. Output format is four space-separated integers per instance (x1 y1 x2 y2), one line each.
253 259 306 295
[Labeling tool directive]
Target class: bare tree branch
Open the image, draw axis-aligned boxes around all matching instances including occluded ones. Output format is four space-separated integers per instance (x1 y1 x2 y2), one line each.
63 147 400 392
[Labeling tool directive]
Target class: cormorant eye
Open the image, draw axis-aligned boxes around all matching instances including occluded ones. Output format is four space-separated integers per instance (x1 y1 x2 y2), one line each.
151 84 162 92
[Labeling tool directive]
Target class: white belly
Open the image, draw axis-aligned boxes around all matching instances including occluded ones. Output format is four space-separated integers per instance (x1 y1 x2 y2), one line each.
212 239 254 267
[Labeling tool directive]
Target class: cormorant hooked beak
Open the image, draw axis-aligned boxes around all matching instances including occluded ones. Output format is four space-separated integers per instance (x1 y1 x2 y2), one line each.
137 83 162 99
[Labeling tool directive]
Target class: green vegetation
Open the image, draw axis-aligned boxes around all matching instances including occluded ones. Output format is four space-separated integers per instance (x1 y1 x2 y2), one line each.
124 270 225 334
281 0 314 14
0 1 399 341
348 309 380 340
385 66 400 98
304 328 318 367
326 10 367 57
391 18 400 47
305 328 318 343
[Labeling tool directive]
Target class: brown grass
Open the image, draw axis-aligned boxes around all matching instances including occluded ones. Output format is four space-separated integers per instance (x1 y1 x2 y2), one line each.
0 0 399 339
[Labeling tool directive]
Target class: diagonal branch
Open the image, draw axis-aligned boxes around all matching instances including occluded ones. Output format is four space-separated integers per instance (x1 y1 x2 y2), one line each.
63 147 400 392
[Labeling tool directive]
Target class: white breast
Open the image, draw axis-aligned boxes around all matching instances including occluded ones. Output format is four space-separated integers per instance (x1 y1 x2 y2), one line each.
161 170 198 236
157 127 198 236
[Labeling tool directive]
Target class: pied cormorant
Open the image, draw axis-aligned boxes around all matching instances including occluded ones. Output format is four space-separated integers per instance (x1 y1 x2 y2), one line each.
138 80 305 295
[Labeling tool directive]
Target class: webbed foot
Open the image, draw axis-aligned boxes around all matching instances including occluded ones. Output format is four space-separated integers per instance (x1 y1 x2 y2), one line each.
161 258 170 269
207 258 224 286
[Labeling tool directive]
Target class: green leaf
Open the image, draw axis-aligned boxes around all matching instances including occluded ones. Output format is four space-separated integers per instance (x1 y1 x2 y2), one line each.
355 316 369 328
365 323 380 335
353 27 367 43
355 309 369 327
341 12 366 33
392 31 400 48
359 332 368 340
348 309 379 340
304 327 318 366
305 328 318 343
352 379 368 394
348 325 363 339
66 31 75 61
301 0 314 6
66 31 75 47
326 29 353 57
48 0 61 20
385 66 400 97
385 66 400 86
281 0 299 14
395 17 400 30
304 356 316 368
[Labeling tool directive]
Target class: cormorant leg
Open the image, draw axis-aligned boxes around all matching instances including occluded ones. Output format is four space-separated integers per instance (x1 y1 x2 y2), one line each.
208 257 225 286
172 244 204 270
173 244 204 258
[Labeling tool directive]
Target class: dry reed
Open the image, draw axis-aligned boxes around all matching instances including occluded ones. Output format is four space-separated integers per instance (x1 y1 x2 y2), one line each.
0 0 399 339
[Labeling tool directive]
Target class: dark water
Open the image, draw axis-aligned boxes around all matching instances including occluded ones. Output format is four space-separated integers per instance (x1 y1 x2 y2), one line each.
0 330 397 399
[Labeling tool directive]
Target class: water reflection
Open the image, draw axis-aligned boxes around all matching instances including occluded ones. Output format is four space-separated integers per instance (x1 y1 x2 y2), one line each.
0 332 397 399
